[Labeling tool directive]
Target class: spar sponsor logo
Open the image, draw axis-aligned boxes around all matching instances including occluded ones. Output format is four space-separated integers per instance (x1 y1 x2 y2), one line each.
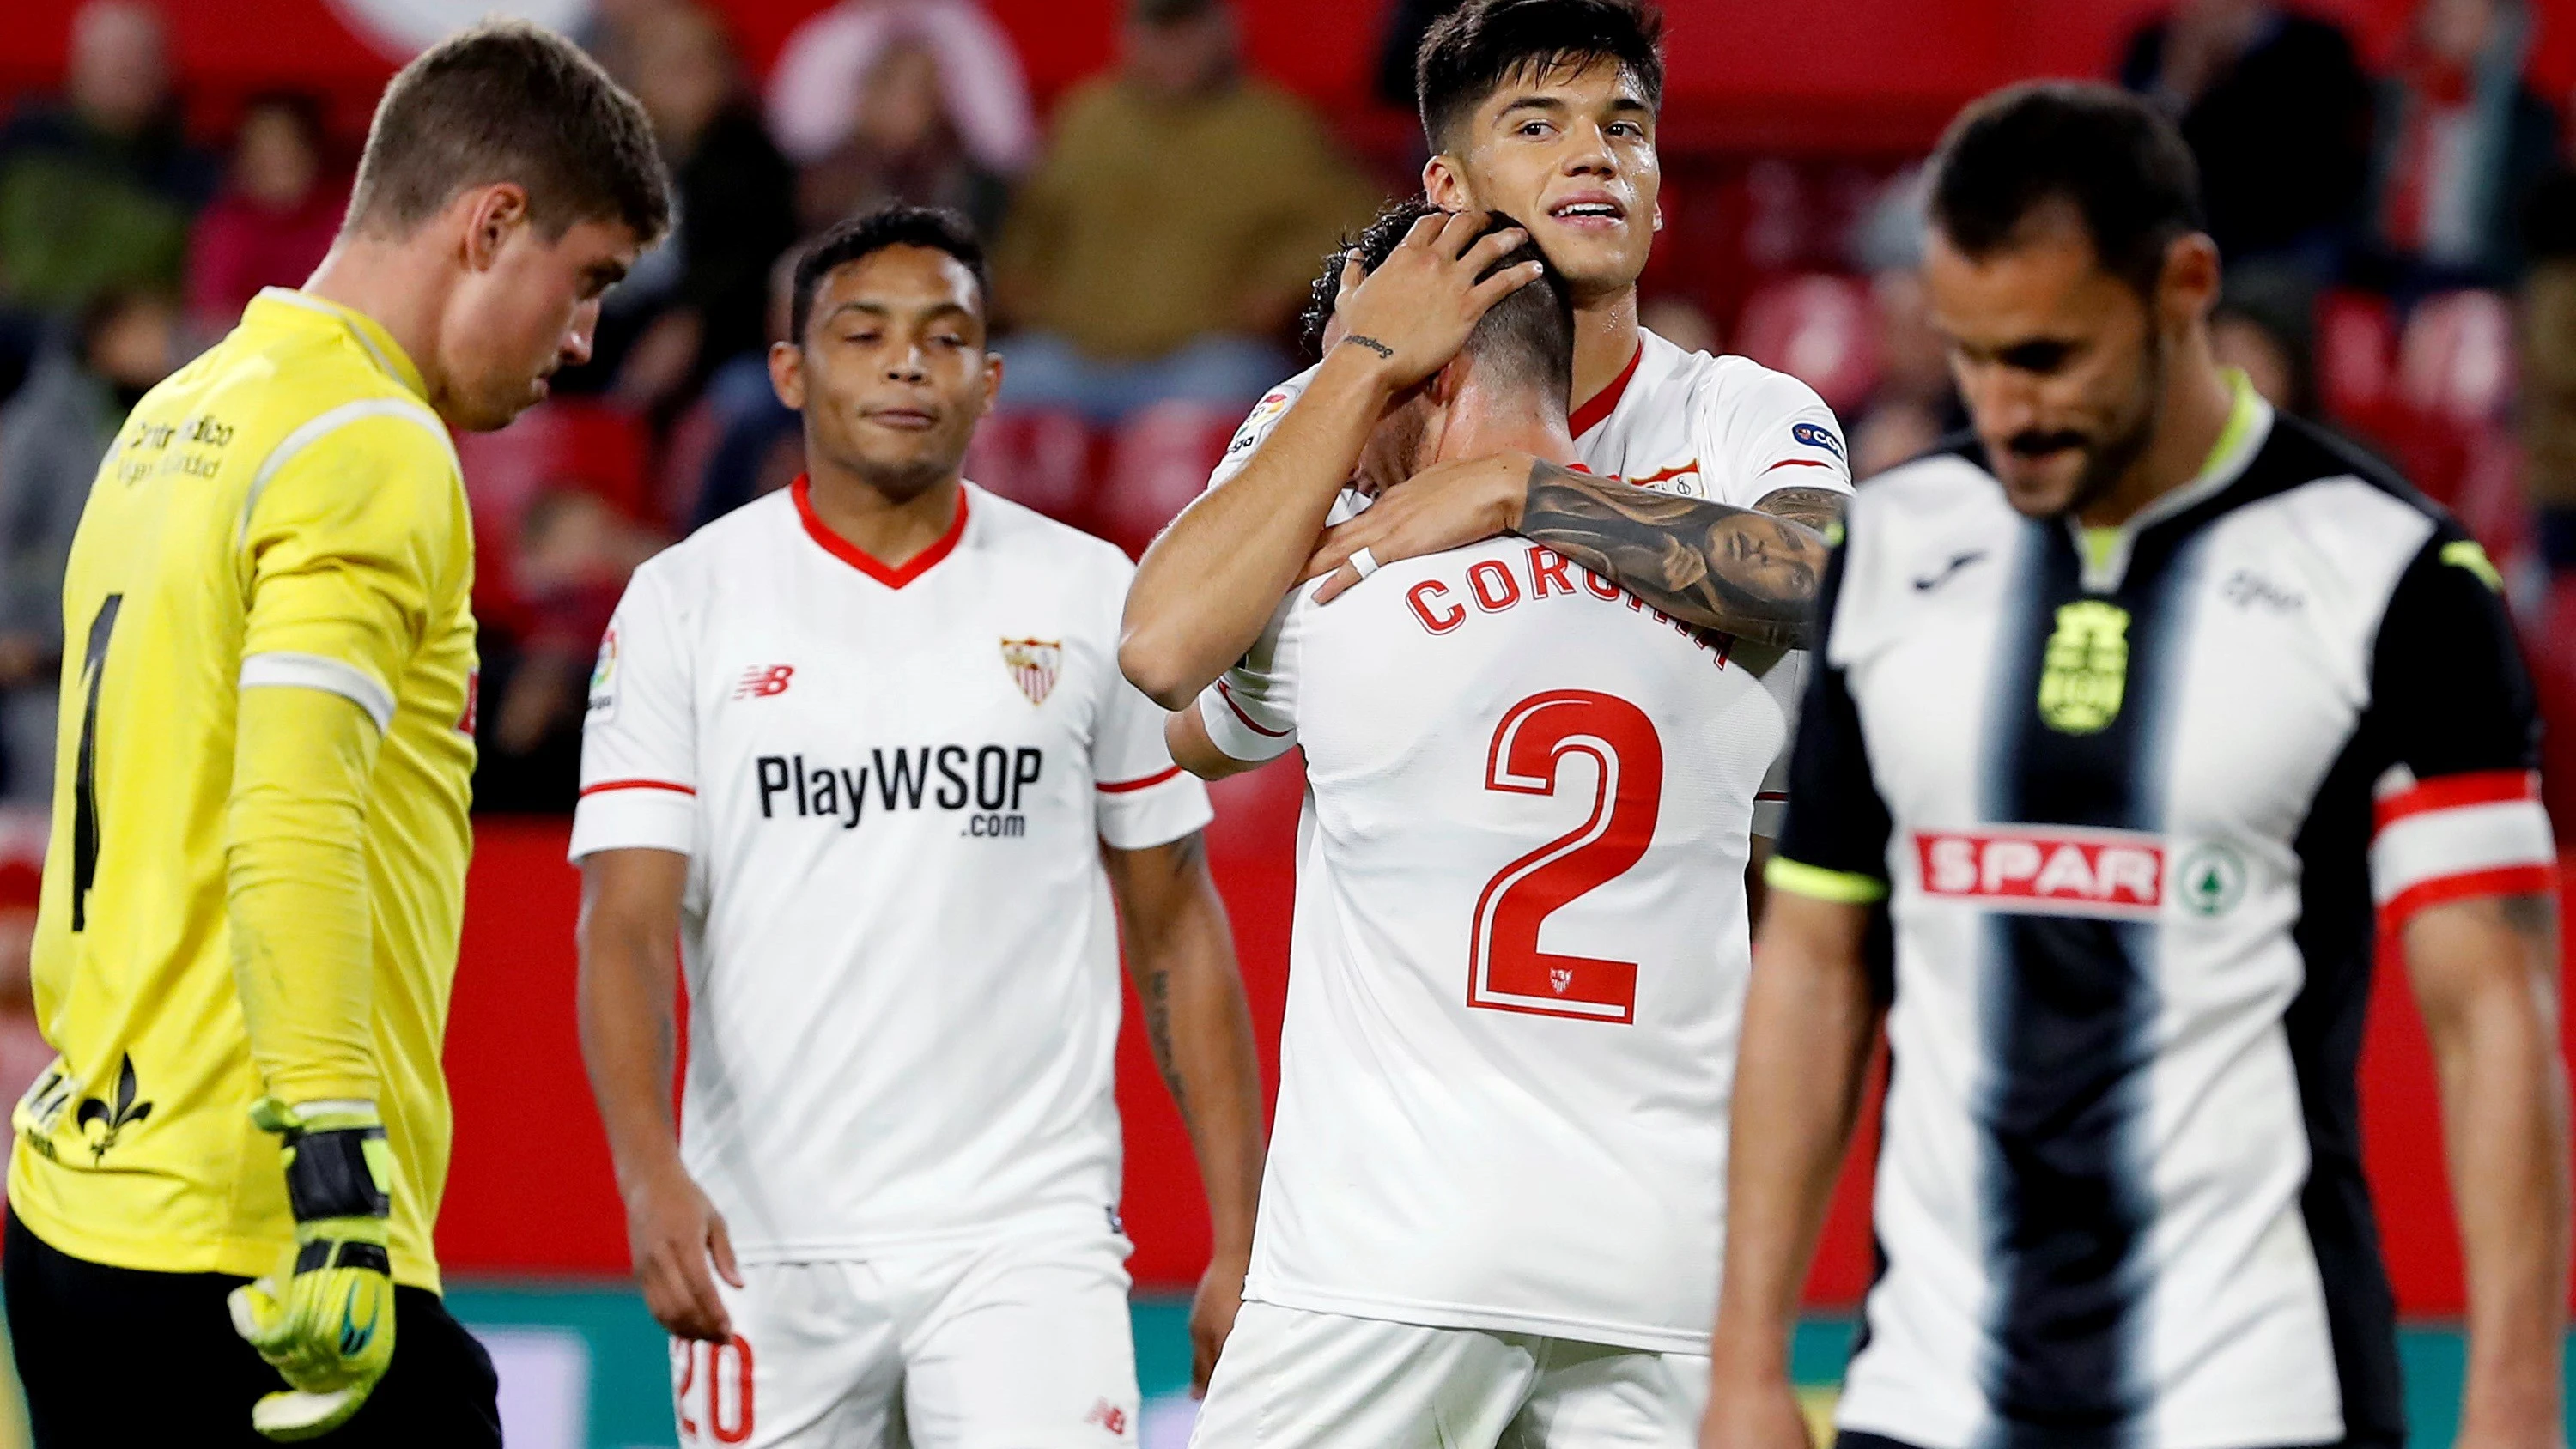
1915 826 2166 919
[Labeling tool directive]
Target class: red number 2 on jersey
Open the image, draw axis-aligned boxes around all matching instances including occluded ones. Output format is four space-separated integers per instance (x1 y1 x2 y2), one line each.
1469 690 1664 1023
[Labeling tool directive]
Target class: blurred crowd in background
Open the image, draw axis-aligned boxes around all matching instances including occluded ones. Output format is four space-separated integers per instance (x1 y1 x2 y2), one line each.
0 0 2567 825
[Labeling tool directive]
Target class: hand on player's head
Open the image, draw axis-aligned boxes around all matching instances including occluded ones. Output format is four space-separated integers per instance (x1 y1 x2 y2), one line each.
1328 210 1545 393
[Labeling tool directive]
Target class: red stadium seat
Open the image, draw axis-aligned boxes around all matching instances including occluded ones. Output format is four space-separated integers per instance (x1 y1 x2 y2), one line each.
2397 290 2517 428
1094 402 1242 557
963 408 1094 524
1732 272 1880 416
2316 289 2397 433
451 399 653 632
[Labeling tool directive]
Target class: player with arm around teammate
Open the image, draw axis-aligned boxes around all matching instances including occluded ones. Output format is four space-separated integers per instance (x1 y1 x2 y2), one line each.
574 207 1267 1447
1120 0 1853 718
1706 85 2569 1449
1174 215 1838 1446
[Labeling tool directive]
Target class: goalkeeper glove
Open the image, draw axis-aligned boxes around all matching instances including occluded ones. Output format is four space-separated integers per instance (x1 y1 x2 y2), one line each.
227 1098 398 1442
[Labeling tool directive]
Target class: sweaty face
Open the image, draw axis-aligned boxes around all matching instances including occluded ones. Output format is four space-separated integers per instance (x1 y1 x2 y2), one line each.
1429 61 1659 303
447 217 640 432
1924 218 2163 521
778 246 999 497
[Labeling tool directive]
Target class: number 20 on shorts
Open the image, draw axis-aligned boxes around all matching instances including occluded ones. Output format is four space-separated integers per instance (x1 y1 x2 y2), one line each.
674 1336 754 1445
1469 690 1663 1022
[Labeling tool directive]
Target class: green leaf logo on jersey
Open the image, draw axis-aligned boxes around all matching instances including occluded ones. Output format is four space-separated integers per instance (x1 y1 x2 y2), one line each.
2038 600 2131 735
2177 843 2247 917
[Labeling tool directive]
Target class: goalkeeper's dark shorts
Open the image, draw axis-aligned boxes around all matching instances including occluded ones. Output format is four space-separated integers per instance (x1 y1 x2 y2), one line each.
3 1207 501 1448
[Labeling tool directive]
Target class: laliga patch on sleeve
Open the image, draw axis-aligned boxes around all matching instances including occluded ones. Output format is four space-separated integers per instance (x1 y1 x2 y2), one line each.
586 626 619 723
1225 387 1298 458
1791 421 1846 462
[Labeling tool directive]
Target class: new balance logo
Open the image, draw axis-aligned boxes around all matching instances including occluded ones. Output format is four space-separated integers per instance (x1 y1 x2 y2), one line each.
1084 1400 1130 1438
735 664 795 700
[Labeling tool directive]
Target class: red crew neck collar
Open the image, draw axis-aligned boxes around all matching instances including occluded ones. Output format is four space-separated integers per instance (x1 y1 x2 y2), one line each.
1571 340 1644 438
791 475 970 589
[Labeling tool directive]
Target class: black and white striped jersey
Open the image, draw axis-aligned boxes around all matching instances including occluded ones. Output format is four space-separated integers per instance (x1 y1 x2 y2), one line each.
1771 382 2555 1449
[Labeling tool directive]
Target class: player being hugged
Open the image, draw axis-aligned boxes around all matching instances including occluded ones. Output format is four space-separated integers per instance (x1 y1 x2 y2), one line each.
1122 0 1853 719
3 23 666 1447
573 207 1267 1448
1170 207 1837 1443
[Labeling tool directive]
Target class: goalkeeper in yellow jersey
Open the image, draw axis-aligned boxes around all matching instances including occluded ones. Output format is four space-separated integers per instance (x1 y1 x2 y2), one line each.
0 22 667 1447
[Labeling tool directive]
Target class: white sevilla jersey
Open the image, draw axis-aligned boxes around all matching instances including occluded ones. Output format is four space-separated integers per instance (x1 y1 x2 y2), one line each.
1196 538 1813 1354
571 479 1212 1260
1213 327 1852 510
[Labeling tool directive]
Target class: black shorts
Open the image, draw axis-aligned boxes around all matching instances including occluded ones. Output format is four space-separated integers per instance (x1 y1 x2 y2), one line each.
3 1207 501 1448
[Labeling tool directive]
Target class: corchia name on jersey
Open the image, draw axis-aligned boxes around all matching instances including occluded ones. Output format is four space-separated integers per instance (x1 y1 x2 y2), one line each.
755 746 1043 834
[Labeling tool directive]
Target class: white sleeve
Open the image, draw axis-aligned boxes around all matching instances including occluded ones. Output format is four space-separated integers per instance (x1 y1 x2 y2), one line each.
1704 363 1855 508
569 563 700 861
1205 367 1316 492
1751 648 1810 840
1194 591 1302 765
1092 560 1216 850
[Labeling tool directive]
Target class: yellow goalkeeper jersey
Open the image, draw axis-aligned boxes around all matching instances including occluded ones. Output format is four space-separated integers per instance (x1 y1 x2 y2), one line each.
8 288 477 1293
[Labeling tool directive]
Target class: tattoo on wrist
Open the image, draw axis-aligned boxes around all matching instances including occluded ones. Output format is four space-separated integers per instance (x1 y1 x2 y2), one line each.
1513 460 1839 648
1342 335 1394 361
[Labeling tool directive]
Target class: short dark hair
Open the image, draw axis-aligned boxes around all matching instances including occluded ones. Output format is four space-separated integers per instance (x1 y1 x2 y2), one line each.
791 205 993 343
1304 201 1575 413
1928 82 2204 296
1416 0 1665 153
348 21 670 244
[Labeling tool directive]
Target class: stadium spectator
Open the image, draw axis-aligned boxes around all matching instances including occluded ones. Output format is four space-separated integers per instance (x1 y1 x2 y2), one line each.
2525 167 2576 581
989 0 1380 421
766 0 1036 177
0 288 176 803
0 1 216 317
793 36 1014 239
483 487 666 810
571 0 685 86
684 252 803 530
555 3 795 411
2118 0 2372 295
1847 167 1965 479
185 93 346 342
2356 0 2561 290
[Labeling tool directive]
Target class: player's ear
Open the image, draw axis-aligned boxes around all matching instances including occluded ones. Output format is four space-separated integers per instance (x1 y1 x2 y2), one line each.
977 350 1004 420
457 183 530 275
1423 155 1472 213
1428 355 1469 407
768 339 805 411
2158 233 2221 336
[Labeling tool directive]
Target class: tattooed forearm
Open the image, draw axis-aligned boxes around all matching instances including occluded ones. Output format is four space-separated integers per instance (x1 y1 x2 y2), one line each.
1141 966 1188 1123
1750 484 1849 533
1515 461 1838 647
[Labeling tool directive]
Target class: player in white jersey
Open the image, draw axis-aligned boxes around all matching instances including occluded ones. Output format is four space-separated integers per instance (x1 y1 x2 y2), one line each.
1121 0 1853 718
574 209 1267 1447
1163 211 1844 1442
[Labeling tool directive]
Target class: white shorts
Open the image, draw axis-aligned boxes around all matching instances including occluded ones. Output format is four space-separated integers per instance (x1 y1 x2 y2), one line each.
1189 1301 1709 1447
669 1230 1141 1448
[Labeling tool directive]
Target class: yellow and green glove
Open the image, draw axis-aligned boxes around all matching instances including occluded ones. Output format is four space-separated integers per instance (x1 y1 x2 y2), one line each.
226 1098 398 1442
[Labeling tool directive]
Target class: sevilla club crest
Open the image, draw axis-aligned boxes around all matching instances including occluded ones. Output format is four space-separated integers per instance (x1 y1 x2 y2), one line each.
1000 638 1061 706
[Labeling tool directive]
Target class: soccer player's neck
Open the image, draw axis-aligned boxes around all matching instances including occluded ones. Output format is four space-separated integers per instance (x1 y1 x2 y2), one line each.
1425 383 1577 474
1570 287 1641 408
803 464 964 570
302 244 444 401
